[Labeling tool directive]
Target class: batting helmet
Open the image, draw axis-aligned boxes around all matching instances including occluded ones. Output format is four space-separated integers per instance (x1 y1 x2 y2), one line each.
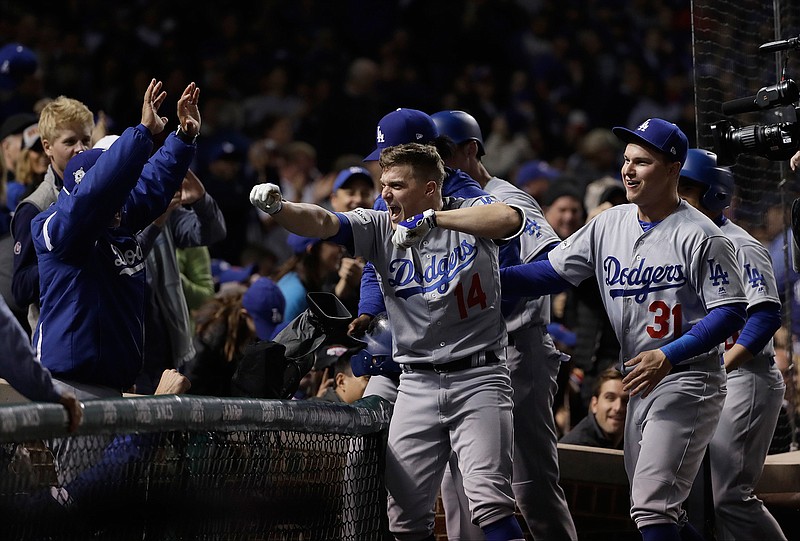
431 110 485 157
350 313 400 377
679 149 734 212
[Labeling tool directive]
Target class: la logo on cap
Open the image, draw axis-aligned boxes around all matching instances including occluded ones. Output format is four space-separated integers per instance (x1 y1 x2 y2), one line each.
376 126 385 144
636 119 650 132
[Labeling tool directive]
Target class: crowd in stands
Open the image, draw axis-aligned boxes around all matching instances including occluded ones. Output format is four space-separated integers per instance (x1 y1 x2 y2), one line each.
0 0 796 450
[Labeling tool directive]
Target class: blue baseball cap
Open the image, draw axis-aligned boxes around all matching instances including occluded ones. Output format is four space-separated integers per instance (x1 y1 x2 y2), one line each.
286 233 322 255
0 43 38 90
242 277 285 341
62 148 104 195
515 159 559 187
364 108 438 161
212 260 257 286
612 118 688 164
332 166 372 192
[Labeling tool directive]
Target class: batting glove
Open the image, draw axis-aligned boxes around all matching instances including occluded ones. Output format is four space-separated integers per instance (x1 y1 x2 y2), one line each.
249 183 283 215
392 209 437 249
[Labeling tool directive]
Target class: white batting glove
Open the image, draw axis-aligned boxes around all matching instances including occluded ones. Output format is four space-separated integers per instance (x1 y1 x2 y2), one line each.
392 209 437 249
249 183 283 215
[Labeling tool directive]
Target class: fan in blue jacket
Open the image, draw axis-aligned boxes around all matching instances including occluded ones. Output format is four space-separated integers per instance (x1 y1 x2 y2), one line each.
31 79 201 399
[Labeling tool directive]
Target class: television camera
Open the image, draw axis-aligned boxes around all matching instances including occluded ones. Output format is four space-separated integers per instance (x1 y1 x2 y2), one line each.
711 36 800 165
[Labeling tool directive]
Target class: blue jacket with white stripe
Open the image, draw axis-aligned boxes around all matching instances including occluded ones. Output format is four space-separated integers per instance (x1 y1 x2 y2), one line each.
32 124 195 390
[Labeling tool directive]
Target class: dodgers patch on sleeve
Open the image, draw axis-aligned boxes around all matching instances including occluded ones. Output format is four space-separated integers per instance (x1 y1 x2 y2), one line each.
351 207 372 224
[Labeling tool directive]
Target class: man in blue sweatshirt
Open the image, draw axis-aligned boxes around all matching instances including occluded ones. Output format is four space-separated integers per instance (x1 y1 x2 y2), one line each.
32 79 201 400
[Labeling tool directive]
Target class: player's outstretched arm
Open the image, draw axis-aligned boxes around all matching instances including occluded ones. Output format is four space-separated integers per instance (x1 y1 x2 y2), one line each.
250 182 340 238
392 202 524 249
435 202 523 240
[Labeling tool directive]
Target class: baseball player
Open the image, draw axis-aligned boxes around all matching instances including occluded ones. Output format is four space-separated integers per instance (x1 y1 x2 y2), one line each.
251 142 529 541
431 109 576 541
677 149 787 541
500 118 748 541
352 107 487 405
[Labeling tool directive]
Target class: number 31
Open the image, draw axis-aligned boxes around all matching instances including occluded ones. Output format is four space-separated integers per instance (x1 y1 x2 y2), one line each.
647 300 683 339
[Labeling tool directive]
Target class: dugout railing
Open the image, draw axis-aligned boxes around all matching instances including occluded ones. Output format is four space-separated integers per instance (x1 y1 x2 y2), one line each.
0 394 393 541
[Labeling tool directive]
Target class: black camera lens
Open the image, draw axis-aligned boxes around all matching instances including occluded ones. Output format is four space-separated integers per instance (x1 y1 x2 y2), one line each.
711 120 800 164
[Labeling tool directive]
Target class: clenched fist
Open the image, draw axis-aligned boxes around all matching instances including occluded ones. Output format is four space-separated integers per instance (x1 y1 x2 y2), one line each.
250 183 283 215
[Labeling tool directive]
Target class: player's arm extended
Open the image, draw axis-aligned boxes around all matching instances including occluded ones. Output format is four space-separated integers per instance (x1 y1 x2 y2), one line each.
500 258 573 297
435 202 523 240
723 301 782 372
250 183 341 238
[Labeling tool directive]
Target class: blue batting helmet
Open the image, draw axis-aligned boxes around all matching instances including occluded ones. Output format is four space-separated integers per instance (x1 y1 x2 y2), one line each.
350 313 400 377
431 110 485 157
679 149 734 212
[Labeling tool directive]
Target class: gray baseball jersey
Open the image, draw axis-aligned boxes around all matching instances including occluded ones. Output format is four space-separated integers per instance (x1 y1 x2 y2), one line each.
548 200 747 529
341 195 520 536
486 177 560 330
344 196 508 363
709 218 786 541
440 177 576 540
549 201 746 364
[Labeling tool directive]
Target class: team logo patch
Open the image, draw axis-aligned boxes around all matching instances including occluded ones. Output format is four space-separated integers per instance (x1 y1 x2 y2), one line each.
73 166 86 186
351 207 371 224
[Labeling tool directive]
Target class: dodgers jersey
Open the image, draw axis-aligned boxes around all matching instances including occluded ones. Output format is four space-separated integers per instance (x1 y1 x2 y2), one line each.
485 177 560 331
720 218 779 358
343 196 510 364
548 201 747 362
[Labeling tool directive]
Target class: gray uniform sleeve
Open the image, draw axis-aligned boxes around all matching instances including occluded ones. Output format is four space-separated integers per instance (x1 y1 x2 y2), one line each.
0 297 61 403
692 235 748 310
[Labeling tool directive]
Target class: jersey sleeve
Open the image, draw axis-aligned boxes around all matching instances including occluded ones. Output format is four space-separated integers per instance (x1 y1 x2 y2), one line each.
693 235 748 310
735 240 781 309
547 219 598 286
339 207 387 263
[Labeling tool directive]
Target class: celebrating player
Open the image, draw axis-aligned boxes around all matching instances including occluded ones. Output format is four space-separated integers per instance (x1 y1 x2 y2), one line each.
500 118 748 541
432 109 576 540
678 149 787 541
251 142 529 541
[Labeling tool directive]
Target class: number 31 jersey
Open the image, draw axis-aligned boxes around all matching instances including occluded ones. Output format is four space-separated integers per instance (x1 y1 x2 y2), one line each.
548 201 747 362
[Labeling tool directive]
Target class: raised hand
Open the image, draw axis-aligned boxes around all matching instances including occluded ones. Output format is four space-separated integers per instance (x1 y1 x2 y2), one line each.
177 82 201 138
141 78 168 135
249 183 283 215
180 168 206 205
391 209 437 249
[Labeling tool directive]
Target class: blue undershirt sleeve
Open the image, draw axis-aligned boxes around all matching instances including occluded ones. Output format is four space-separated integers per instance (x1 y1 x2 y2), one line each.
737 302 782 355
326 212 355 254
499 259 572 298
660 303 747 365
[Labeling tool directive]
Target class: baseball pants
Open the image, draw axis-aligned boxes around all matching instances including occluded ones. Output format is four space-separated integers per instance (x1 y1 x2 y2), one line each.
386 362 517 540
709 357 786 541
441 325 576 540
625 356 726 529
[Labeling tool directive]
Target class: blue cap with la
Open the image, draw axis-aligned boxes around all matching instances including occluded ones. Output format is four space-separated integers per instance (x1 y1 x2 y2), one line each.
612 118 688 164
364 108 438 161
